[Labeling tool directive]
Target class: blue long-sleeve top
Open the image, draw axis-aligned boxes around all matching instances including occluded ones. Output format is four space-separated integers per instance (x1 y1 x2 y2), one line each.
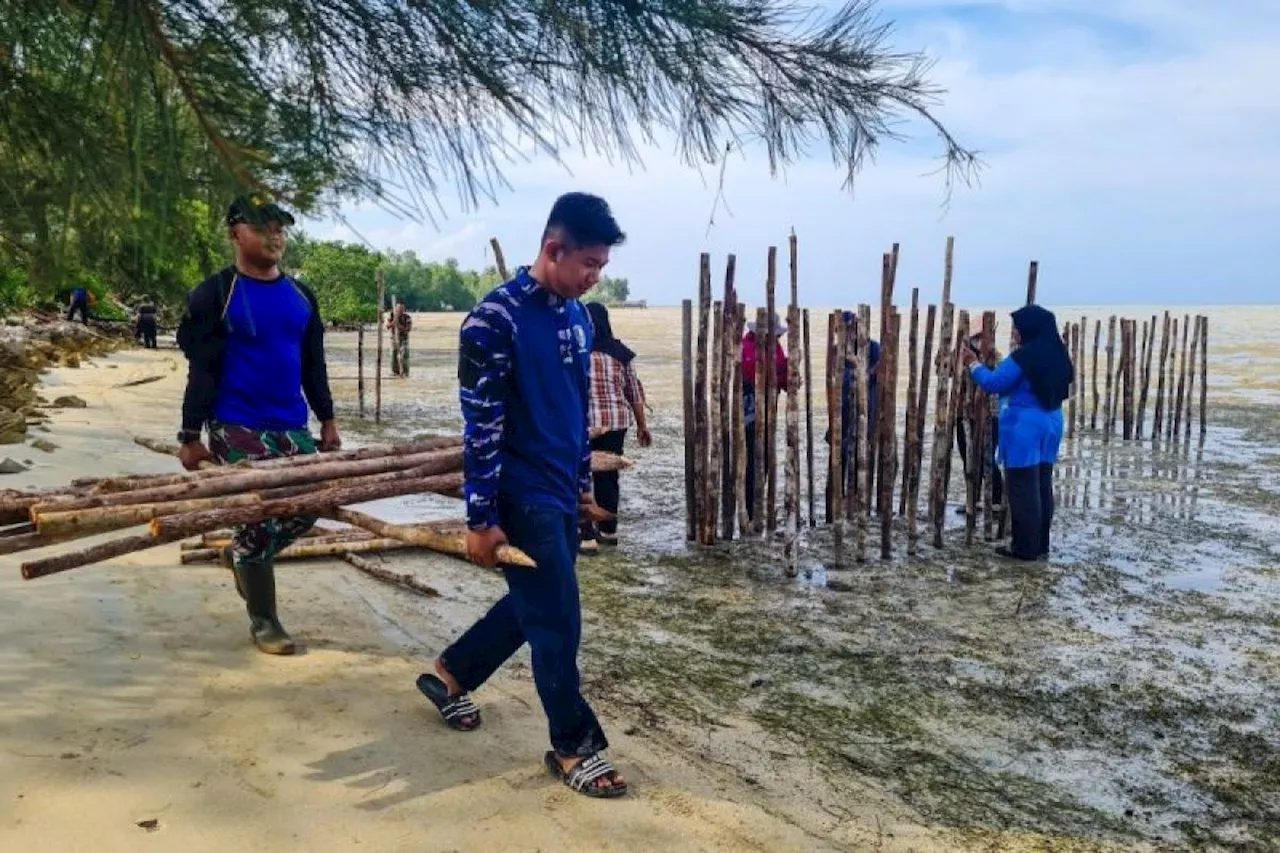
969 356 1040 409
458 268 593 530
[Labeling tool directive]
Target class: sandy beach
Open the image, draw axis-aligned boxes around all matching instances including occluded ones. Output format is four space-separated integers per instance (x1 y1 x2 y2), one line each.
3 306 1277 852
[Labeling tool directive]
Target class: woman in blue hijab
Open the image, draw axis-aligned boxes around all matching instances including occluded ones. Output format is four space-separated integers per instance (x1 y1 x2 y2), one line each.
963 304 1073 561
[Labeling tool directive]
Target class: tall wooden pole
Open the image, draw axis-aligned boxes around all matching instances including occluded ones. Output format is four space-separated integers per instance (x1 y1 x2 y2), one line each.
1164 317 1180 442
1184 314 1200 443
764 247 779 534
1198 317 1208 440
1089 320 1101 431
1066 323 1077 440
980 311 997 542
1078 315 1088 434
1172 315 1189 442
708 299 723 544
1154 312 1171 441
720 257 738 540
753 307 768 532
784 303 802 578
681 300 696 540
357 324 366 419
826 311 844 565
803 310 816 527
879 310 900 560
489 237 510 280
899 288 920 516
1135 319 1151 439
913 304 937 504
1102 316 1116 442
733 304 750 537
375 270 385 424
928 302 955 542
854 305 871 562
1025 261 1039 304
933 311 965 547
694 256 713 545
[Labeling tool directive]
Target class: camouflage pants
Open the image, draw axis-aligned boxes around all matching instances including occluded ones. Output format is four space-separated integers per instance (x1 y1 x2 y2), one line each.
391 334 409 377
208 421 318 566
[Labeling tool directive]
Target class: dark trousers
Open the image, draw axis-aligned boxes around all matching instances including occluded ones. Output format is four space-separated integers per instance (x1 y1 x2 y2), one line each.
956 417 1004 506
66 301 88 324
442 498 608 758
137 318 157 348
589 429 626 535
1004 463 1055 558
745 421 757 519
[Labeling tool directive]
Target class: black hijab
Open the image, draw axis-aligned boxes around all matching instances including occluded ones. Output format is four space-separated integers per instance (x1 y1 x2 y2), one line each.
1010 304 1073 411
586 302 636 365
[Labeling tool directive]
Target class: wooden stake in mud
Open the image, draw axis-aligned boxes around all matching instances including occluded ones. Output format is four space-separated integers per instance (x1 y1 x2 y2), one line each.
1163 316 1179 442
1025 261 1039 304
879 310 900 560
694 255 713 545
929 304 956 544
681 299 696 540
357 323 366 418
708 298 723 544
855 305 872 562
1090 320 1101 431
871 252 895 513
899 288 920 516
1102 316 1117 442
1172 315 1189 442
375 270 385 424
913 304 937 506
784 303 802 578
1184 315 1200 443
1192 317 1203 440
1077 315 1088 434
764 247 779 534
938 312 969 545
1124 320 1137 440
964 315 986 546
1136 319 1151 439
803 309 816 527
980 311 997 542
1153 312 1171 440
753 307 768 533
826 311 845 564
1066 323 1078 439
489 237 511 280
733 304 750 537
720 257 739 540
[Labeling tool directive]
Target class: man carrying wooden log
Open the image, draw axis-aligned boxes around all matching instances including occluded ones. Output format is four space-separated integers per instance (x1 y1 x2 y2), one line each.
174 195 341 655
418 192 629 799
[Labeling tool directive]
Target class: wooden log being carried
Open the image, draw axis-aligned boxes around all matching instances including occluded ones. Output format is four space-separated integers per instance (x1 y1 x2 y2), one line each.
330 508 536 569
181 537 409 564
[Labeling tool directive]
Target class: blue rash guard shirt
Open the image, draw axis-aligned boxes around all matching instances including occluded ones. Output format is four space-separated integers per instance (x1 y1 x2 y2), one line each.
458 268 594 530
213 273 313 431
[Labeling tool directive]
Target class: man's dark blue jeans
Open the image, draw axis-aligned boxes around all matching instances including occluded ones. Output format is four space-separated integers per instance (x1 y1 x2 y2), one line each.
441 498 609 758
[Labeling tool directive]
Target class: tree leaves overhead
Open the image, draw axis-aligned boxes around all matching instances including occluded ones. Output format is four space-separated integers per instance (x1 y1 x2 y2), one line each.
13 0 977 220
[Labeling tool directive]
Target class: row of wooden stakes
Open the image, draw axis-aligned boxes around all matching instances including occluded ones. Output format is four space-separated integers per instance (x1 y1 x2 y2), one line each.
1 436 633 580
681 236 1212 573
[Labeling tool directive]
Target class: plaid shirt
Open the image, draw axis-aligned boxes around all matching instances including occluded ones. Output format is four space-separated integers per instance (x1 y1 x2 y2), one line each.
588 351 644 432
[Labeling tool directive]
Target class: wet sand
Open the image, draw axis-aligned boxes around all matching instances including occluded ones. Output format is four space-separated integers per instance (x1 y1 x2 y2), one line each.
2 304 1277 851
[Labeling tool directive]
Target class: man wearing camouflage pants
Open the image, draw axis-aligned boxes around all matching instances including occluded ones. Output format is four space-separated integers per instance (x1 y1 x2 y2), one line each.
175 195 341 655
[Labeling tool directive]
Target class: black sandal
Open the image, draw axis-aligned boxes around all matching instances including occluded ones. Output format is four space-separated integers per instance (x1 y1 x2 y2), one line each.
415 673 481 731
544 751 628 799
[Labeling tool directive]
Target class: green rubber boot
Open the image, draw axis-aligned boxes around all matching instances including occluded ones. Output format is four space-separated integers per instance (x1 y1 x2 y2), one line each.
232 558 296 655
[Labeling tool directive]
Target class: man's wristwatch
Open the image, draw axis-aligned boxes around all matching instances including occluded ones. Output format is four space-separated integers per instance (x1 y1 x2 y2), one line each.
177 429 202 445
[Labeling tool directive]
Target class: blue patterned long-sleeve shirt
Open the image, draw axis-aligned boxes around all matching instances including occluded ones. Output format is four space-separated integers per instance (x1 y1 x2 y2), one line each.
458 268 594 530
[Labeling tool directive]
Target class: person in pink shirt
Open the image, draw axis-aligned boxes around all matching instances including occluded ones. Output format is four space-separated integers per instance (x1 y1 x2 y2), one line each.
742 313 789 519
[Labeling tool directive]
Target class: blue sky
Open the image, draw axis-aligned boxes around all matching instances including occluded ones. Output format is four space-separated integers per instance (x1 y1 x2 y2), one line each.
299 1 1280 308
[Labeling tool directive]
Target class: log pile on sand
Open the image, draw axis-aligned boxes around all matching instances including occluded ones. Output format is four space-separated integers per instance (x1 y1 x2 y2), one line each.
1 435 634 580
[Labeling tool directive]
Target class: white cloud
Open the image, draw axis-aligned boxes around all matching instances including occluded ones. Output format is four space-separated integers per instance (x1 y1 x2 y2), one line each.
306 1 1280 307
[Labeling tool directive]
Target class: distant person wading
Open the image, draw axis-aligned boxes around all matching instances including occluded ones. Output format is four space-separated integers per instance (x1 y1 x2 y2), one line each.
388 299 412 377
963 304 1073 561
175 196 341 655
580 301 652 554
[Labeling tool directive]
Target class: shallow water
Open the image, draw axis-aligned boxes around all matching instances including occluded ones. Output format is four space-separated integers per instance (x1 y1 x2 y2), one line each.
322 303 1280 851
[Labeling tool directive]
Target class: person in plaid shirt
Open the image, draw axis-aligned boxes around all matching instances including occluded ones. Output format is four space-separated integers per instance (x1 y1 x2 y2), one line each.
580 301 651 552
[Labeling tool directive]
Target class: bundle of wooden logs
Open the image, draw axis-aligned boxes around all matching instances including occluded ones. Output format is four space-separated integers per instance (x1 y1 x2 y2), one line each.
1 435 633 581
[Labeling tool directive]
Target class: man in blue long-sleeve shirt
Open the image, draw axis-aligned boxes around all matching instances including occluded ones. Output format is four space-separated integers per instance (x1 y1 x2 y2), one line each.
416 193 629 799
